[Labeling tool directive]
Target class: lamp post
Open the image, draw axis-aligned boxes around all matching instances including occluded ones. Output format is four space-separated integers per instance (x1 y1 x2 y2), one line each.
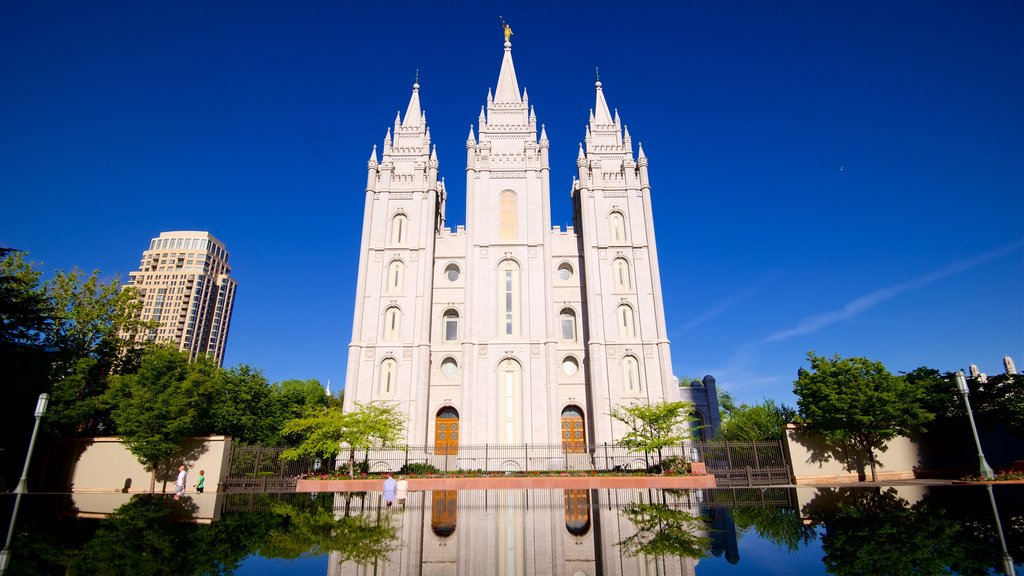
0 393 49 574
986 485 1017 576
954 371 994 480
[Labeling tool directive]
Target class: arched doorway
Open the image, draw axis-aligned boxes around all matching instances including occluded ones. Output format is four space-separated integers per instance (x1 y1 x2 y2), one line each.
435 407 459 455
561 406 585 453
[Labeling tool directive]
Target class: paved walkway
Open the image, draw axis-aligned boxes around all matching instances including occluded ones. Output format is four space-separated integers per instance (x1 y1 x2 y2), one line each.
295 474 717 493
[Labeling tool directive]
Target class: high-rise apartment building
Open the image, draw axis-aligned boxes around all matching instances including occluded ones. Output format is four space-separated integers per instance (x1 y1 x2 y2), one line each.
342 34 719 450
125 231 237 366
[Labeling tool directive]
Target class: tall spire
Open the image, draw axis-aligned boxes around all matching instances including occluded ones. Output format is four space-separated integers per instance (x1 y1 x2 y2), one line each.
493 23 521 103
402 77 423 128
593 77 613 125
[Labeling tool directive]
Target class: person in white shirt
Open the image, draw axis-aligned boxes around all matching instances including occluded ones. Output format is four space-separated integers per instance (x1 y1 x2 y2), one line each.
175 465 187 497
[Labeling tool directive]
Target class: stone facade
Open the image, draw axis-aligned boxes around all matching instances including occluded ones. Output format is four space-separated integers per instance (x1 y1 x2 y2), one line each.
342 36 716 451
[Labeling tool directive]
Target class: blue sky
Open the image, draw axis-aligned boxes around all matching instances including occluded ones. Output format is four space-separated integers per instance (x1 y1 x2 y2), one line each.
2 1 1021 407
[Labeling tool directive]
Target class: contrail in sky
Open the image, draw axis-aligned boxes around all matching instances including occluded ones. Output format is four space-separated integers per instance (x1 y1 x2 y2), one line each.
763 239 1024 343
678 272 783 334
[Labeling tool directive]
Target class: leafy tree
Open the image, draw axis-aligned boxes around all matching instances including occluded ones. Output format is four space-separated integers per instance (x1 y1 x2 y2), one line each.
793 353 933 482
0 250 54 440
206 365 280 444
609 401 697 469
730 505 818 552
617 501 711 559
816 488 967 576
718 399 796 441
260 501 398 564
106 346 211 492
716 388 738 423
280 401 406 477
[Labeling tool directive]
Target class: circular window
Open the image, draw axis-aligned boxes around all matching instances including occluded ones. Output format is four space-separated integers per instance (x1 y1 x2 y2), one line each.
557 263 573 281
445 264 460 282
562 356 579 376
441 357 458 377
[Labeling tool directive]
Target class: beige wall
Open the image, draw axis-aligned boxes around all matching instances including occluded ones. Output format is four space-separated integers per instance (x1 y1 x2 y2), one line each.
67 436 232 494
783 424 921 484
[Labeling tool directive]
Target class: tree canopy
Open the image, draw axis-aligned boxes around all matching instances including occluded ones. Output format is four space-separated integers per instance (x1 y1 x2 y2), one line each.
793 352 933 481
281 401 406 477
609 400 697 468
718 399 796 442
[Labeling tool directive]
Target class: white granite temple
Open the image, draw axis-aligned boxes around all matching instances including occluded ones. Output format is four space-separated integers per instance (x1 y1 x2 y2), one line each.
342 32 718 451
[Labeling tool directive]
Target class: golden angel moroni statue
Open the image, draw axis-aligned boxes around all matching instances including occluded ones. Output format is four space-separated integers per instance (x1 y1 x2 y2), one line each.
503 22 512 42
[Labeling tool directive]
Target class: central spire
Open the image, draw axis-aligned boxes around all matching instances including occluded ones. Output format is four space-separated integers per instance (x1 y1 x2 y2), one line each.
493 26 521 104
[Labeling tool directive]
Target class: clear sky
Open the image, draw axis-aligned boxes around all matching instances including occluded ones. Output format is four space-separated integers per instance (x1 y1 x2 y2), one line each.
2 1 1021 407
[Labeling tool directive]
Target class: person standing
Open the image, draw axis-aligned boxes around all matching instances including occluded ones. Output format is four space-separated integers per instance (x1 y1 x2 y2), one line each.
193 470 206 493
396 476 408 506
175 465 187 497
383 473 397 507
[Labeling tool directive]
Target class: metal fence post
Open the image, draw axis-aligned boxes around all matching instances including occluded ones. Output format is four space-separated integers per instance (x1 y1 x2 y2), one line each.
525 444 529 473
485 443 489 472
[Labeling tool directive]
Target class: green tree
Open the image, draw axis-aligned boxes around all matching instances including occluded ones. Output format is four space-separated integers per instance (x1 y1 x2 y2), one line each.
617 501 711 559
260 501 398 564
106 346 212 492
816 488 967 576
793 353 933 482
207 365 280 444
609 401 697 469
280 401 406 477
0 250 54 440
718 399 796 441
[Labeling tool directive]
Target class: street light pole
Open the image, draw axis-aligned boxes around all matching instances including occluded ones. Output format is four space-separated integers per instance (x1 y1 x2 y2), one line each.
954 371 995 480
0 393 49 575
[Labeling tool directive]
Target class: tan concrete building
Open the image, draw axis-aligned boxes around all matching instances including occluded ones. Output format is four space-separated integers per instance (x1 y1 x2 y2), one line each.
125 230 237 366
343 34 717 451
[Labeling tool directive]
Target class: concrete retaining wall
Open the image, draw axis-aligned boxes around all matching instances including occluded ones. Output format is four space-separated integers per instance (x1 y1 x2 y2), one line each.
61 436 232 494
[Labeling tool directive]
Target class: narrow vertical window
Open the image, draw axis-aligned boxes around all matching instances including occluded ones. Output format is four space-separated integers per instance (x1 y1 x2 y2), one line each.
610 212 626 243
560 308 576 341
623 356 640 392
613 258 631 291
388 260 404 293
617 304 635 338
384 307 401 341
497 260 520 337
391 214 408 245
380 358 397 394
443 309 459 341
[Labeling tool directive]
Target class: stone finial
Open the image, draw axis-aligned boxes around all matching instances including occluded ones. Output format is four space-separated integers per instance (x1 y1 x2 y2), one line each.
1005 355 1017 375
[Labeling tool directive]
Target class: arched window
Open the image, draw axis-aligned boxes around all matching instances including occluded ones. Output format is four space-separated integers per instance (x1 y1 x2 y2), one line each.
613 258 631 291
498 359 522 443
559 308 576 341
444 263 460 282
387 260 404 293
383 306 401 341
497 260 520 337
390 214 408 245
557 262 573 281
617 304 635 338
609 212 626 244
443 309 459 342
379 358 397 395
623 355 641 393
499 190 517 241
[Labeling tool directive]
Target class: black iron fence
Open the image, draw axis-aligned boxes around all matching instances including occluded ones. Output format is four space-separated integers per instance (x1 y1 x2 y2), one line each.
223 440 792 490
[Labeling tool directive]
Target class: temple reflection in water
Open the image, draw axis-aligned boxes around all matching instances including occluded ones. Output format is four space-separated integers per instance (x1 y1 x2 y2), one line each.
329 488 736 576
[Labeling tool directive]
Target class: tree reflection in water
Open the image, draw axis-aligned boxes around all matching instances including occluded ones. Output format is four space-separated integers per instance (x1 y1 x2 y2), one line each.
617 501 711 559
4 493 398 575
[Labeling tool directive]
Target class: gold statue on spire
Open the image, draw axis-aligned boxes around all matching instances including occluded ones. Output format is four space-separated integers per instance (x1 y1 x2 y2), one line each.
500 16 512 42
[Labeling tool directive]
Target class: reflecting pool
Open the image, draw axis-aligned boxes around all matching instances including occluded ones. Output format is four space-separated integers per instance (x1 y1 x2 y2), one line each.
2 484 1021 575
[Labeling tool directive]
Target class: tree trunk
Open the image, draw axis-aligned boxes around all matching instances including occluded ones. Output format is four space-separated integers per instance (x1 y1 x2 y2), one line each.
867 449 878 482
348 447 356 478
149 464 158 493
